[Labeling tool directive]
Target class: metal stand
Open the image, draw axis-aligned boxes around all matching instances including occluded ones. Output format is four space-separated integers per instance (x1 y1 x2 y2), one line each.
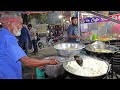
108 57 120 79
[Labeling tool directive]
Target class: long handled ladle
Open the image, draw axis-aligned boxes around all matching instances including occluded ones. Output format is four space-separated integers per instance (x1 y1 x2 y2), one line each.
60 55 83 67
74 55 83 66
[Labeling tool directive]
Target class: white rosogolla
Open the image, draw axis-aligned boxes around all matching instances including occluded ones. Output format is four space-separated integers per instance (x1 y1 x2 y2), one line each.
65 56 108 77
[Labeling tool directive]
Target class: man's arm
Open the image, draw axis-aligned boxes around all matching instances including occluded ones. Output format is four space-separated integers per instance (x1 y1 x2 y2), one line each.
20 56 59 67
69 35 80 38
3 37 59 68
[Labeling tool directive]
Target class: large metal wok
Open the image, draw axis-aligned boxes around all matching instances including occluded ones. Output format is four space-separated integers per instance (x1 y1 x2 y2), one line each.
63 55 110 79
54 43 85 57
85 41 119 54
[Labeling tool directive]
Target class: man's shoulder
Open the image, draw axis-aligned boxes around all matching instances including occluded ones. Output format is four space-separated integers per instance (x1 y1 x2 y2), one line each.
0 32 16 48
67 24 74 30
22 26 28 30
68 24 74 29
4 34 16 42
0 28 14 38
68 24 72 27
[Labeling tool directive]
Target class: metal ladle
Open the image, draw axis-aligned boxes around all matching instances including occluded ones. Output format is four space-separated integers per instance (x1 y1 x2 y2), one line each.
74 55 83 66
60 55 83 67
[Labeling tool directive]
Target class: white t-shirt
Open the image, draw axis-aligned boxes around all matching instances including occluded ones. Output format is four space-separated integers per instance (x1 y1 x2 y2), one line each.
29 28 37 40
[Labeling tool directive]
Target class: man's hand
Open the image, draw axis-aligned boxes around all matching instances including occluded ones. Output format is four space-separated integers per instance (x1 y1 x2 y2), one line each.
76 35 80 38
69 35 80 39
79 36 84 41
37 59 59 69
48 59 59 65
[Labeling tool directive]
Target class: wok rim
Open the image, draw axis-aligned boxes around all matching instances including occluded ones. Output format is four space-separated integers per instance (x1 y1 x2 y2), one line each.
85 44 119 54
54 43 85 50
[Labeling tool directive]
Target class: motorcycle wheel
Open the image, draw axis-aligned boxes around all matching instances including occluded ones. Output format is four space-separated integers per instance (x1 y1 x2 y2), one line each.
37 42 44 49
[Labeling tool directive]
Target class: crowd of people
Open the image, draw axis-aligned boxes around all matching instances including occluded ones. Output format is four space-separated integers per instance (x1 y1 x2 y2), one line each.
46 24 66 46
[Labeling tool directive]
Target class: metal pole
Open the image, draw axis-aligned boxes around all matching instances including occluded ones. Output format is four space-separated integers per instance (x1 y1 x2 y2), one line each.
78 11 81 36
61 11 63 25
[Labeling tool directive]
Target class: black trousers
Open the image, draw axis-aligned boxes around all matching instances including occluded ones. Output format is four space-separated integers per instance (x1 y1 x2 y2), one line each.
19 42 29 55
32 40 38 53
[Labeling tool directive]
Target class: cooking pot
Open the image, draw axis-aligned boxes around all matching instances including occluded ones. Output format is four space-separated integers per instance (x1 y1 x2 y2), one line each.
44 56 65 78
54 43 85 57
63 55 110 79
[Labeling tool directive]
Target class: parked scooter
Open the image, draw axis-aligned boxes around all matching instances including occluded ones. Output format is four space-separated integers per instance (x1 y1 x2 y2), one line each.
37 33 44 49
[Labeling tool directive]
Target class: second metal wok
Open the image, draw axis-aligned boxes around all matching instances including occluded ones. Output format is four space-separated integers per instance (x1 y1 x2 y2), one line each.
85 41 119 54
54 43 85 57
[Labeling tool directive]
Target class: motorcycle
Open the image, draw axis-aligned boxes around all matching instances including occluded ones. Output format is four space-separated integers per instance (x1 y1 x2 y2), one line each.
37 34 44 49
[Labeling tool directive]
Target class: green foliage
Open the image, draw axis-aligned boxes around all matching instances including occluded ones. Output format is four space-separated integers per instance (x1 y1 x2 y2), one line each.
29 13 48 24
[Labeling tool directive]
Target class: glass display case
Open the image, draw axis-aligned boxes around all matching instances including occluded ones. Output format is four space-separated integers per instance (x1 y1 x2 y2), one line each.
80 11 120 41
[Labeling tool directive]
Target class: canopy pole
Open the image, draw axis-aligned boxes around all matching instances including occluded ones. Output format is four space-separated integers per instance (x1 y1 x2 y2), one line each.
77 11 81 37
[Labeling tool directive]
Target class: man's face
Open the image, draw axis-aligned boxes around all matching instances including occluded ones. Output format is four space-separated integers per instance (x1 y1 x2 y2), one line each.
72 18 78 26
14 16 23 31
12 23 21 36
17 22 22 31
28 26 32 30
12 19 23 36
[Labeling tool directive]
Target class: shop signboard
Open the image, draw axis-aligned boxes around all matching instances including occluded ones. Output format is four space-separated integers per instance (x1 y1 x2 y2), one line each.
80 17 108 23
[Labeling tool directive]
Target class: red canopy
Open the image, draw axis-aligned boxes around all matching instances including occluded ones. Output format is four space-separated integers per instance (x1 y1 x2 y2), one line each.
21 11 51 14
0 11 51 14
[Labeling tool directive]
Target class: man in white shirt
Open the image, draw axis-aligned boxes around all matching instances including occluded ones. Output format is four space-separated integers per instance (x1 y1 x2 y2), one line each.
28 24 38 54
